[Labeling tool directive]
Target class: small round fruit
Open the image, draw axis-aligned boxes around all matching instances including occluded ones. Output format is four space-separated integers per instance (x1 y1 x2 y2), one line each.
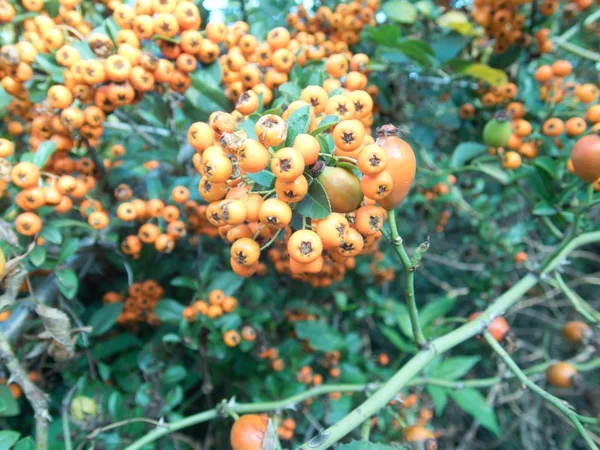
271 147 305 181
15 212 42 236
570 133 600 183
402 425 436 443
224 330 241 347
502 151 522 169
293 134 320 165
375 124 416 210
317 166 363 213
70 396 98 421
357 144 388 175
316 213 349 248
546 362 578 388
255 114 287 146
483 111 512 147
230 237 260 266
468 312 510 342
230 414 268 450
561 321 592 344
287 230 323 264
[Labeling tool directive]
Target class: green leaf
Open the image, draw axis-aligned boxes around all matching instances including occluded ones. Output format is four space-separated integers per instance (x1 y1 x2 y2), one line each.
525 166 553 201
49 218 93 230
32 141 57 168
337 162 362 179
14 437 35 450
383 0 418 24
307 68 325 87
285 104 311 146
339 363 368 383
56 267 79 300
392 39 436 66
170 276 197 290
450 389 501 435
154 299 186 324
0 385 20 417
186 67 230 113
278 82 301 102
28 246 46 267
362 24 402 45
380 326 416 352
58 237 80 264
317 134 333 157
247 170 276 188
40 225 62 244
454 63 508 87
534 156 557 179
450 142 488 168
101 17 120 44
69 40 95 60
432 356 480 380
207 271 244 296
296 179 331 219
432 33 473 62
475 163 510 184
146 175 163 199
0 431 20 449
419 297 456 327
0 87 12 118
294 321 344 352
44 0 59 16
426 385 449 415
489 45 522 69
338 441 398 449
33 55 64 83
533 201 557 216
163 365 187 384
89 303 124 336
310 115 339 136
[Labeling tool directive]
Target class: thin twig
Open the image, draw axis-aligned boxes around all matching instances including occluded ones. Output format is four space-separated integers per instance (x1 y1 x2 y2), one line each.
388 210 427 347
484 331 598 450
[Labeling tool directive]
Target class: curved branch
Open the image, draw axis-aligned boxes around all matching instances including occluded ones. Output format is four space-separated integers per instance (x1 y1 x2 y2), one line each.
123 384 375 450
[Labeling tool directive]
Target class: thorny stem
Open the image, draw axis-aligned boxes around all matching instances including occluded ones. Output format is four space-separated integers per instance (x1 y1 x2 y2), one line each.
484 332 599 450
553 9 600 62
388 210 427 347
552 273 600 323
570 183 595 239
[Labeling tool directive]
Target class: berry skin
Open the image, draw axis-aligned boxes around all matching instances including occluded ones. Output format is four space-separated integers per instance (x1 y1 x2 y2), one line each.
546 362 578 388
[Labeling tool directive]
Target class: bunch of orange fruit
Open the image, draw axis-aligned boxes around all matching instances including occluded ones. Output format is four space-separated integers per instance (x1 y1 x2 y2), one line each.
181 288 238 322
188 72 416 280
103 279 164 325
286 0 379 43
469 0 591 55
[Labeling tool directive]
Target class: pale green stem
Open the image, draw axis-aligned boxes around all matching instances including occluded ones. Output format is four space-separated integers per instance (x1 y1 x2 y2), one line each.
484 332 599 450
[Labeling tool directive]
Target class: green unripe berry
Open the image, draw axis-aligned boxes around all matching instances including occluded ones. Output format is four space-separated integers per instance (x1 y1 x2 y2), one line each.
483 110 512 148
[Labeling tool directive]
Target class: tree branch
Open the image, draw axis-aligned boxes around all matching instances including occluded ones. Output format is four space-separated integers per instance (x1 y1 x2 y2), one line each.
0 329 50 450
484 331 598 450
